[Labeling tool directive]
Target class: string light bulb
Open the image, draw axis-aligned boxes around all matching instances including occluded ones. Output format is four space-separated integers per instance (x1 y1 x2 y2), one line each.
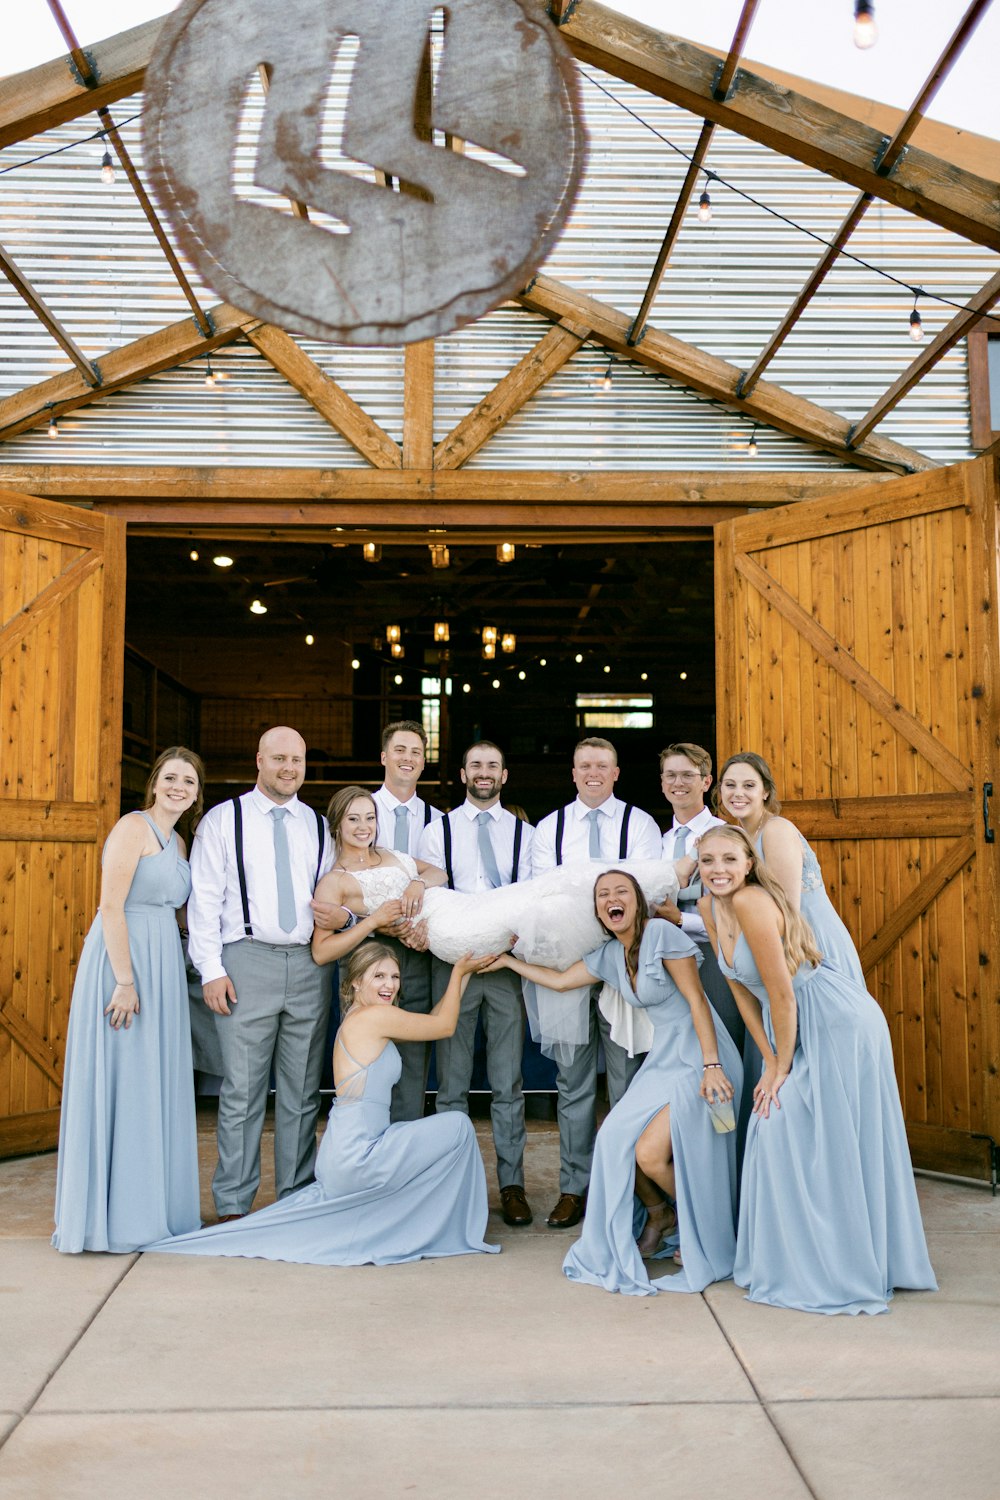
462 682 471 693
433 621 450 643
212 554 234 568
574 653 583 664
747 427 758 458
491 679 500 690
429 544 450 569
386 623 401 645
909 297 924 342
497 542 516 565
482 625 497 647
249 599 267 615
394 673 403 685
47 413 59 439
189 550 199 561
100 147 115 185
204 357 216 388
697 184 712 223
600 362 613 392
853 0 877 48
390 641 405 660
363 542 381 563
518 670 526 680
501 633 516 654
539 658 547 667
482 642 496 661
305 634 315 646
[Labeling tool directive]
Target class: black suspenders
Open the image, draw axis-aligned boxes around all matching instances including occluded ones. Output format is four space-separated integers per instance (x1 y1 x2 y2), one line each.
555 804 633 865
442 808 522 888
231 795 325 939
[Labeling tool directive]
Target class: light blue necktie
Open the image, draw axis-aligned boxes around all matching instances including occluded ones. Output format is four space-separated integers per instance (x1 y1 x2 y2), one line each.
674 825 701 908
587 808 602 858
477 810 503 888
271 807 296 932
673 825 690 857
393 804 409 852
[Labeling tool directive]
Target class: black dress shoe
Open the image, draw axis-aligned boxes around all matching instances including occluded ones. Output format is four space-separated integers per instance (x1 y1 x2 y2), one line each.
499 1185 533 1226
546 1192 585 1229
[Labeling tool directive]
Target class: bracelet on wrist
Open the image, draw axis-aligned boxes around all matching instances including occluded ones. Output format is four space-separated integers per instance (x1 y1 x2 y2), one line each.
703 1062 722 1069
410 877 426 887
115 978 135 988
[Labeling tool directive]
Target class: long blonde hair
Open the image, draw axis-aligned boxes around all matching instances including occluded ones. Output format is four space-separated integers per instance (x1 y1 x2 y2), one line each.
326 785 380 859
698 824 821 975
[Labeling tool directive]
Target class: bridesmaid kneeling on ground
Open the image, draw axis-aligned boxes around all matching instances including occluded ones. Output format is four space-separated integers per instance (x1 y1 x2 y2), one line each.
53 747 205 1253
144 942 501 1265
485 870 741 1295
697 825 936 1315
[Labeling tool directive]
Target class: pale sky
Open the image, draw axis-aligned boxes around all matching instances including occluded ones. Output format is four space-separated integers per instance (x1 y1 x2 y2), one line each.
5 0 1000 139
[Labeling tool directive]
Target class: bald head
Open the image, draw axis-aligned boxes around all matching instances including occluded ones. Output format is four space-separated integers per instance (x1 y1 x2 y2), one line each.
256 725 307 804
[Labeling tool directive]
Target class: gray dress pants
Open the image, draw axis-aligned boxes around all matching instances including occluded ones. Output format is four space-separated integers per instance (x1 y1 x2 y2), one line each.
383 937 434 1122
212 939 333 1215
433 957 526 1189
556 989 645 1195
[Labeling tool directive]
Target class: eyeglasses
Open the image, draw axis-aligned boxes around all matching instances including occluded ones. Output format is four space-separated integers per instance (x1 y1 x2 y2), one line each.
662 771 702 783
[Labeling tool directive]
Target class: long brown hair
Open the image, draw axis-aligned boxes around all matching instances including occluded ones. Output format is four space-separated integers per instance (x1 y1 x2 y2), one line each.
713 751 782 819
144 746 205 830
593 869 649 980
697 824 820 975
338 940 401 1017
326 785 380 858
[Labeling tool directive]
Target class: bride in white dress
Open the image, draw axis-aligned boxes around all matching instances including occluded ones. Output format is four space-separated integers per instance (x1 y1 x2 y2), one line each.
312 788 687 1062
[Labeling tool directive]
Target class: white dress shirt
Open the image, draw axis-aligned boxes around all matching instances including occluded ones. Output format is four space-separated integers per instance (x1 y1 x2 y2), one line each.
373 785 441 858
418 800 535 892
188 788 334 983
531 794 662 875
661 806 724 941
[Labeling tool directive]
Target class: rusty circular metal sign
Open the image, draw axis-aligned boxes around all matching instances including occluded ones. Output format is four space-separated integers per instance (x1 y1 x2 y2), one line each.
143 0 586 345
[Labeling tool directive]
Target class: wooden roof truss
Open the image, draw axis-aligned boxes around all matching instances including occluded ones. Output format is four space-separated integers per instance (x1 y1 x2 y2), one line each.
0 0 998 484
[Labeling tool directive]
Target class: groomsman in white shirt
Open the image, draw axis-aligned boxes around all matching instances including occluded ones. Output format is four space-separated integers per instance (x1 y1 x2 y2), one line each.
418 741 535 1226
188 726 334 1220
372 720 442 1122
532 736 662 1228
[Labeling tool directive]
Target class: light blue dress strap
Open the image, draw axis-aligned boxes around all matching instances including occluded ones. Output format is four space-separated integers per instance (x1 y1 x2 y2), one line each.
137 810 171 850
333 1029 372 1103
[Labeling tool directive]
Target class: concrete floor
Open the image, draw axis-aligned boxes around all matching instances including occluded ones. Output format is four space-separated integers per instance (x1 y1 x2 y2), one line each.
0 1106 998 1500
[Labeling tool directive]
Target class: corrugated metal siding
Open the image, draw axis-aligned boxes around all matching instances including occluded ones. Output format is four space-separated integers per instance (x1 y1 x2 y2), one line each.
0 60 996 469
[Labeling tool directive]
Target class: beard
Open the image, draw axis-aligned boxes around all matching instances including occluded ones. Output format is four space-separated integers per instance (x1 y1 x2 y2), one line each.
466 779 502 803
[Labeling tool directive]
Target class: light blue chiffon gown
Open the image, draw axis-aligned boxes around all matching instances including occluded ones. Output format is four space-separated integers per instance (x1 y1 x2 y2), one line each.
720 931 936 1315
757 825 865 985
563 920 742 1296
53 814 200 1253
145 1032 500 1265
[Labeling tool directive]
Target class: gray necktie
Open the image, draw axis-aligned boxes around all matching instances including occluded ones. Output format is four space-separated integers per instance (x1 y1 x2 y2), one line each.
271 807 296 932
587 808 602 858
393 804 409 852
673 825 690 857
673 824 701 907
477 810 503 888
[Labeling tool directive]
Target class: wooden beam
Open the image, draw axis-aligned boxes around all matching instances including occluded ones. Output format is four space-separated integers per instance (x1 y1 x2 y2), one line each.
518 273 935 473
560 2 1000 251
89 501 757 531
0 243 100 386
244 324 402 470
404 341 435 469
0 303 252 442
0 465 889 506
739 1 992 397
629 0 760 341
849 269 1000 447
0 16 162 149
433 319 588 469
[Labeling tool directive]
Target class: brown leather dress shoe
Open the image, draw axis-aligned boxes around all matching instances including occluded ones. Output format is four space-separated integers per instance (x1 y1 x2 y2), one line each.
546 1192 585 1229
499 1185 533 1226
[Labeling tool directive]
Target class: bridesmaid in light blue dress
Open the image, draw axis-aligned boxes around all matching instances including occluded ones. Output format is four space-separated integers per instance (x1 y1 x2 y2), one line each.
487 870 741 1295
145 942 501 1265
698 825 936 1316
716 752 865 986
53 749 204 1253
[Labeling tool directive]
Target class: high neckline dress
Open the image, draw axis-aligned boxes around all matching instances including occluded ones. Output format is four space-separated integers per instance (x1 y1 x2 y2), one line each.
719 928 937 1315
562 919 742 1296
144 1029 500 1265
53 813 200 1253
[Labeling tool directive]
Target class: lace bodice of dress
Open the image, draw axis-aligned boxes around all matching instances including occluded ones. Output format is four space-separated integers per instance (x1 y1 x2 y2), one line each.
343 851 418 914
756 826 824 894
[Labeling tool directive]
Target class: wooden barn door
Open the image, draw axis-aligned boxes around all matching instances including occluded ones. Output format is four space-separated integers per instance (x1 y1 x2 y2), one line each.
715 455 1000 1181
0 491 125 1157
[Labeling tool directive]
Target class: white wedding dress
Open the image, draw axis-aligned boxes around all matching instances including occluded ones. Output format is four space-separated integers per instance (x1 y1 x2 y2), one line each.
349 853 682 1063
